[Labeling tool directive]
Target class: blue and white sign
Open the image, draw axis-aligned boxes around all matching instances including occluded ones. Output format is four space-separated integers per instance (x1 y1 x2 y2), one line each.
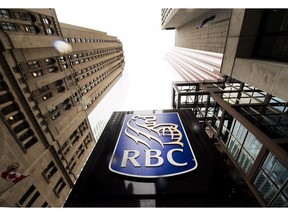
109 113 198 178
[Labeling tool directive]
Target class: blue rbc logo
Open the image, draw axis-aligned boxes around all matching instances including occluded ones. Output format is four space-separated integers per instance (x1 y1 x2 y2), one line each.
109 113 198 178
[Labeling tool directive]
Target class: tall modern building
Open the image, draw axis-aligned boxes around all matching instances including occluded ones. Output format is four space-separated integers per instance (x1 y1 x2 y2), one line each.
163 9 288 207
162 9 226 82
0 8 124 207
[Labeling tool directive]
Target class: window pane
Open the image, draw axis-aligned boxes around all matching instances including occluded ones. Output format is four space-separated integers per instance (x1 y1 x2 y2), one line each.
254 170 278 203
262 153 288 188
283 183 288 197
227 136 241 158
0 9 11 18
270 193 288 207
232 121 247 143
243 132 262 159
237 149 253 174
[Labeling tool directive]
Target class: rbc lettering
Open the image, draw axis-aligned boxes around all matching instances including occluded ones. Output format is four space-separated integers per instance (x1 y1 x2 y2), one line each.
121 149 187 167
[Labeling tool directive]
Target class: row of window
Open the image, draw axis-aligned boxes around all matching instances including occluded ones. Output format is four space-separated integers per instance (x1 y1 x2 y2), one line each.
69 47 120 60
32 78 66 102
253 152 288 206
44 97 73 123
173 81 288 206
17 180 66 207
66 134 92 172
41 161 67 197
84 72 122 110
0 9 51 24
80 63 121 97
0 9 55 35
76 56 120 82
17 185 50 207
1 21 55 35
221 119 263 174
64 37 117 44
58 120 89 160
0 77 38 151
71 50 121 68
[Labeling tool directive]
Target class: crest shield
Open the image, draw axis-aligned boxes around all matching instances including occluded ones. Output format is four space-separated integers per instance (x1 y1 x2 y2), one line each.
109 113 198 178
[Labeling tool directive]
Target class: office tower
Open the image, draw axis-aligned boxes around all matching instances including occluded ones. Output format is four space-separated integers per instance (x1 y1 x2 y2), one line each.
0 8 124 207
164 9 288 207
162 9 227 82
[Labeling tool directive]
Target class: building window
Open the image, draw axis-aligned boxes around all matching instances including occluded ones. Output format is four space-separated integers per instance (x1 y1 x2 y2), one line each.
42 17 51 24
28 61 39 69
253 9 288 62
24 137 37 149
7 112 24 125
224 119 263 175
18 129 34 142
0 93 14 105
32 70 43 78
19 13 35 21
1 22 17 31
48 66 58 73
26 191 40 207
53 177 66 197
42 201 49 207
1 103 18 115
237 132 263 174
13 121 29 134
51 111 60 120
42 92 52 101
0 9 11 18
24 25 40 33
42 161 58 182
45 58 56 65
18 185 36 206
45 28 54 35
253 152 288 206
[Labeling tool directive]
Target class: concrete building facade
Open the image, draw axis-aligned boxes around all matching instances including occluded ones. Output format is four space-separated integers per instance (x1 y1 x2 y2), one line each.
162 9 228 82
0 8 124 207
163 9 288 207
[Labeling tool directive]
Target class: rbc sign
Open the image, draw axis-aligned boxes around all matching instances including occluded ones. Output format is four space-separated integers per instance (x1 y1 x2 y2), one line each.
109 113 198 178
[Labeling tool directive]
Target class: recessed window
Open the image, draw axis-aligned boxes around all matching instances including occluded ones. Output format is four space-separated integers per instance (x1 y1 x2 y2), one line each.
48 66 58 73
38 85 49 93
32 70 43 77
28 61 39 69
42 92 52 101
51 112 60 120
19 129 34 142
42 161 58 181
45 28 54 35
25 25 40 33
1 22 17 31
0 93 14 105
13 121 29 134
1 103 18 115
20 13 36 21
42 17 51 24
53 177 66 197
7 112 23 124
0 9 11 18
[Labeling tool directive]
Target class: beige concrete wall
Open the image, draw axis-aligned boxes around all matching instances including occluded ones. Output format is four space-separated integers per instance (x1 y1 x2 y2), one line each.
175 9 232 53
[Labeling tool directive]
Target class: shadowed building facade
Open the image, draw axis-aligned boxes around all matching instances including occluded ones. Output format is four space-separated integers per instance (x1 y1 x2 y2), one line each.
0 8 124 207
163 9 288 207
